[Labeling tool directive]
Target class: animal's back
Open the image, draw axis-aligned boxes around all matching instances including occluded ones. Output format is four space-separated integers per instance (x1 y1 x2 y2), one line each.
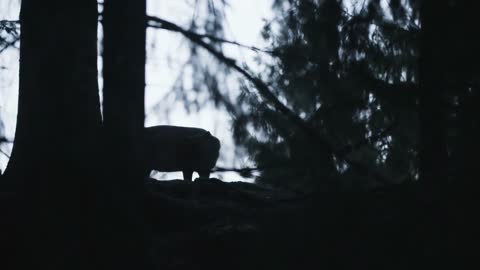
144 125 219 173
144 125 208 141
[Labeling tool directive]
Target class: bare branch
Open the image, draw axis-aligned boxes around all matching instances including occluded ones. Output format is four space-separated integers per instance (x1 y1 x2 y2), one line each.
0 149 10 158
0 137 11 158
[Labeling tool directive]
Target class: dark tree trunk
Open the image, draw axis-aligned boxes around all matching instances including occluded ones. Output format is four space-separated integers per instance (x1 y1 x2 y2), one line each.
4 0 102 268
102 0 147 268
451 2 480 190
457 89 480 188
419 2 480 189
418 3 479 267
5 1 102 184
418 1 450 187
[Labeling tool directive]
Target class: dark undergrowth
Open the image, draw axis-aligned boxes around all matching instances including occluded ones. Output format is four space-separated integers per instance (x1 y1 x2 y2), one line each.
1 176 475 269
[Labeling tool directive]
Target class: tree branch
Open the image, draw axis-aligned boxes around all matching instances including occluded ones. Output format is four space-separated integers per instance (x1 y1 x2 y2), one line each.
147 16 273 54
0 149 10 158
0 137 11 158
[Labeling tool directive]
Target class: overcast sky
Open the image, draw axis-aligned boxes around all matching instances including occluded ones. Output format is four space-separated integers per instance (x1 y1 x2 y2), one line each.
0 0 273 181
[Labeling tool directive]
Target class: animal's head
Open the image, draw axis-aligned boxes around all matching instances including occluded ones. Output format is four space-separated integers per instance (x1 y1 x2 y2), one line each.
183 131 220 165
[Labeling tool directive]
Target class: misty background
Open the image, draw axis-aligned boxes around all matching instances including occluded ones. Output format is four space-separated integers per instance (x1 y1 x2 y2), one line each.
0 0 273 181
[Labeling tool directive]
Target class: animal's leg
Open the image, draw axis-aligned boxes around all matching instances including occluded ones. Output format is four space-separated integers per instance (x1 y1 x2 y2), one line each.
183 170 193 181
198 170 210 179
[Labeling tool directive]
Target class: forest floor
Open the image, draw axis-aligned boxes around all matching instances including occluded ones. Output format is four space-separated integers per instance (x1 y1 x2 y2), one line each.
145 177 474 270
1 176 475 269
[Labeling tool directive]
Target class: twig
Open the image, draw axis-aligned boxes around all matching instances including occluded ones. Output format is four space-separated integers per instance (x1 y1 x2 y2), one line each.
0 149 10 158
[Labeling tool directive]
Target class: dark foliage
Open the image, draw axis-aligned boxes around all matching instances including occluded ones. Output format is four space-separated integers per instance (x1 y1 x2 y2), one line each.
228 0 479 192
143 178 471 270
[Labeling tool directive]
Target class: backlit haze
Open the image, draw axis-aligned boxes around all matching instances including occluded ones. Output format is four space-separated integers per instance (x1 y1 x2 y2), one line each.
0 0 274 182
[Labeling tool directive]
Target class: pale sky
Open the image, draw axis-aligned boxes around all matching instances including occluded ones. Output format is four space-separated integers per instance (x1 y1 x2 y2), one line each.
0 0 273 182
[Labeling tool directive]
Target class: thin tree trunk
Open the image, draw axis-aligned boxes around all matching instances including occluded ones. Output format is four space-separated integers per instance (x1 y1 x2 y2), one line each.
418 1 449 187
102 0 147 268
